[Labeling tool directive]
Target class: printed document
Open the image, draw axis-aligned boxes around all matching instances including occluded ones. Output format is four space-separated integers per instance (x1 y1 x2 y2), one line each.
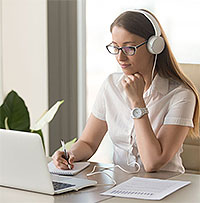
101 177 190 200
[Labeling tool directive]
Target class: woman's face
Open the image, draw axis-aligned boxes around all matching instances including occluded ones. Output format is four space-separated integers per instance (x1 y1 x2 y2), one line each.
111 26 154 79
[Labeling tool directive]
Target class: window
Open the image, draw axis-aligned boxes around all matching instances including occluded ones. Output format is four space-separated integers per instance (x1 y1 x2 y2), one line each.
86 0 200 163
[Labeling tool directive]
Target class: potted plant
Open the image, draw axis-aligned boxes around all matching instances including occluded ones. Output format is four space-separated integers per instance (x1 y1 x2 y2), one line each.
0 90 64 151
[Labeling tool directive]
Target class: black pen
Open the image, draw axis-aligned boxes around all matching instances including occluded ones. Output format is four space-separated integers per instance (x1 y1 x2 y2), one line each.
60 140 71 169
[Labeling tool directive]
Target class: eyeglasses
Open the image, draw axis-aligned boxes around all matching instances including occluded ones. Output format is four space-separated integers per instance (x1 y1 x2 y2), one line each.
106 40 147 56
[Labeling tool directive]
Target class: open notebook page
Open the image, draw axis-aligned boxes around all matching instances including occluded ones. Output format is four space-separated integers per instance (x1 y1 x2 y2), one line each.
48 161 90 176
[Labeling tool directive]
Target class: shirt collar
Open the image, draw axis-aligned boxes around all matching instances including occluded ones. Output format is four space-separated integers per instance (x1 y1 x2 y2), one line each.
116 73 131 107
146 74 169 97
116 73 125 87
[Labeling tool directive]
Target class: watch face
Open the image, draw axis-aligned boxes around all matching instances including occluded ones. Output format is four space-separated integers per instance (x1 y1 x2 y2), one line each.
133 108 142 118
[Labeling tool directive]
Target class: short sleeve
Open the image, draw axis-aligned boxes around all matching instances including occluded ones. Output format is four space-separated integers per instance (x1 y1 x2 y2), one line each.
164 88 196 127
91 78 107 121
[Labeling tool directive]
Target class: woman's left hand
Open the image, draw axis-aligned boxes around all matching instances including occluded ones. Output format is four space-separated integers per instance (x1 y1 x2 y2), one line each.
121 73 145 108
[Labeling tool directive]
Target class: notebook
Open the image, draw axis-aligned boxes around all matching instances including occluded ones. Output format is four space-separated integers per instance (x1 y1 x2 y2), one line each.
101 177 190 200
48 161 90 175
0 129 97 195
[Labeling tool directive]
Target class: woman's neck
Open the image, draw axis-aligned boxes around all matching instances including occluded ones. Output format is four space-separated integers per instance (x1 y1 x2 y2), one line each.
144 71 157 92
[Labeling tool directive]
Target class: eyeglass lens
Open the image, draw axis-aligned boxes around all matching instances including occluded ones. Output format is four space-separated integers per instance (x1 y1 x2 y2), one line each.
107 45 136 56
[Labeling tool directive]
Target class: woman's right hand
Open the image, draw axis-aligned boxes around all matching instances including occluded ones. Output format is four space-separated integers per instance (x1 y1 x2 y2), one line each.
52 150 75 170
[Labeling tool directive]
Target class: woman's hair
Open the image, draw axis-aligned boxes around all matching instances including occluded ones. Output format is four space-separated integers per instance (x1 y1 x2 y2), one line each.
110 10 200 138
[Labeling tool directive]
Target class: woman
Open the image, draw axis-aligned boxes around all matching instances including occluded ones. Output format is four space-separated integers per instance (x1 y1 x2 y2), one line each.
53 9 199 173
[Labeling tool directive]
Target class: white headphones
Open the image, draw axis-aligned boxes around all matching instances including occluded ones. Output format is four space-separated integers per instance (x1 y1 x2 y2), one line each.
134 9 165 55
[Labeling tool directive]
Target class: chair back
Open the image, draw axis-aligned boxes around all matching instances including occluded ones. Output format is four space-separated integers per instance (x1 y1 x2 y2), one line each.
180 63 200 173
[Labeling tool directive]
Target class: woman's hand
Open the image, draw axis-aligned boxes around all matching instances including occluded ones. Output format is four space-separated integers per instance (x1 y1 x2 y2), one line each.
52 150 75 170
121 73 146 108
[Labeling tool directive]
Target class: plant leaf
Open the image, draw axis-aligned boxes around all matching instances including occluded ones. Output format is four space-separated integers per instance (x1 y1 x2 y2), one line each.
4 117 10 130
57 138 77 151
31 129 45 152
32 100 64 131
0 90 30 131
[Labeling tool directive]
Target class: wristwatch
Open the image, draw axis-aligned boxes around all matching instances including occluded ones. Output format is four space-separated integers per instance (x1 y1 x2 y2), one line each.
131 107 148 119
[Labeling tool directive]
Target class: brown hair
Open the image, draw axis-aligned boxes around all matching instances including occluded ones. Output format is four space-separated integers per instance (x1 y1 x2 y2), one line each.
110 10 200 138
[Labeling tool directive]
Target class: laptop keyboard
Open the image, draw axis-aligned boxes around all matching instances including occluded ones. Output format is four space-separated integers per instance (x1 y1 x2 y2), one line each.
52 181 75 191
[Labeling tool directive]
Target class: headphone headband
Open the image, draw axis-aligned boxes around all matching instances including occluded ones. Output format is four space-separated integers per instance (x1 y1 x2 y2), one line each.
133 9 165 54
133 9 161 36
137 10 161 36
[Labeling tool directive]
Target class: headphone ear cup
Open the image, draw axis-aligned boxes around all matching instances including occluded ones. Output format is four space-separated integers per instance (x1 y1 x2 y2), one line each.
147 36 165 54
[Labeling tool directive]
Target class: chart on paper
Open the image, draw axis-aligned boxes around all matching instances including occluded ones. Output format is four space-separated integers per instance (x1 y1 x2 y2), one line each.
101 177 190 200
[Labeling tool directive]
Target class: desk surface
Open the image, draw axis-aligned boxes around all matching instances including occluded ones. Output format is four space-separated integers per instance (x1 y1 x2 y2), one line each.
0 162 199 203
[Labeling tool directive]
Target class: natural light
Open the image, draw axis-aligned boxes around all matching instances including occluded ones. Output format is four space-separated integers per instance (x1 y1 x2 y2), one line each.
86 0 200 163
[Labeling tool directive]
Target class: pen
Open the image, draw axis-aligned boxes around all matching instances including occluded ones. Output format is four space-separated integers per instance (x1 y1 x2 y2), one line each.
60 139 71 169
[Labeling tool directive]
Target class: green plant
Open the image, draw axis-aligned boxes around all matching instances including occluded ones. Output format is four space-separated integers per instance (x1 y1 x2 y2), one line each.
0 90 64 150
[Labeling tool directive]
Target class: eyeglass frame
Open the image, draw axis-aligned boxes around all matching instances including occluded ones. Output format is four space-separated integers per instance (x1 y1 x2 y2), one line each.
106 40 147 56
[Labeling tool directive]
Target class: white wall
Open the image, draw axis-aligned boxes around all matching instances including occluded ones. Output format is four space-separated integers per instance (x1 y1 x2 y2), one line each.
1 0 49 154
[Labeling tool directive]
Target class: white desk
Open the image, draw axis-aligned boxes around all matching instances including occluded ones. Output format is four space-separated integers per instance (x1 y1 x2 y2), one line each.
0 162 199 203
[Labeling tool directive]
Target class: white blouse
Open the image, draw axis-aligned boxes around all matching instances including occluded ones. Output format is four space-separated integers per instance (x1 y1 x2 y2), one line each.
92 72 196 173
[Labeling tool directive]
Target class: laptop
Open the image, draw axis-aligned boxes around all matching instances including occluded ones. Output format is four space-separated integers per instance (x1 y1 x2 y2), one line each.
0 129 97 195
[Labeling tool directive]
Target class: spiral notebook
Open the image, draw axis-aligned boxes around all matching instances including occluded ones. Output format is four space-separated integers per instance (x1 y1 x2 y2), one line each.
48 161 90 176
101 177 190 200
